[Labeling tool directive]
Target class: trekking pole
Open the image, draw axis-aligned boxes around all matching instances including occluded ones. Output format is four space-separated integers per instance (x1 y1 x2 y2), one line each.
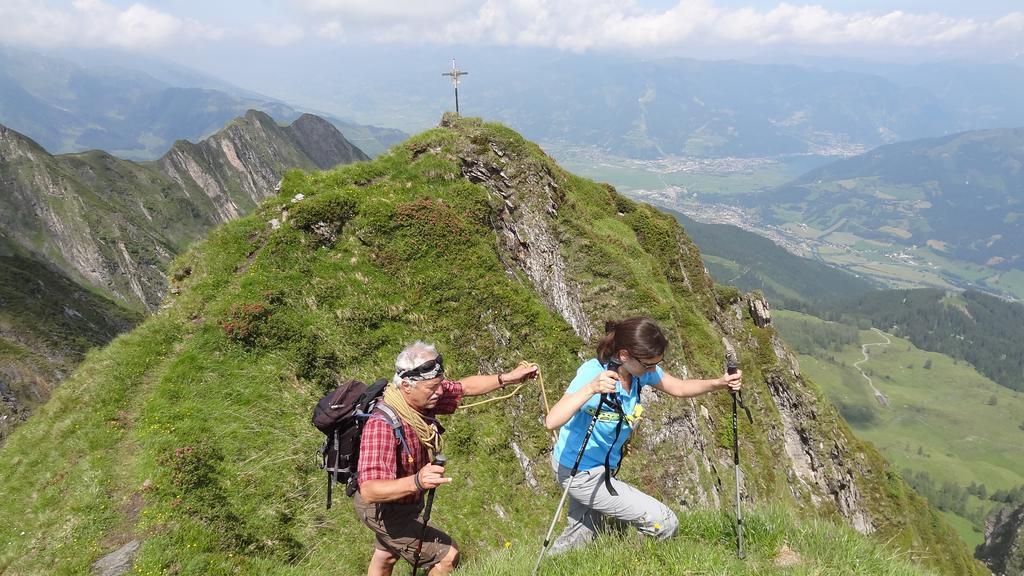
531 360 620 576
412 454 448 576
728 357 753 559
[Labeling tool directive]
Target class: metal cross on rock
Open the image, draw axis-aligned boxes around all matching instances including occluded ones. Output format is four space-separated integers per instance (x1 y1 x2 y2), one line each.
442 59 468 115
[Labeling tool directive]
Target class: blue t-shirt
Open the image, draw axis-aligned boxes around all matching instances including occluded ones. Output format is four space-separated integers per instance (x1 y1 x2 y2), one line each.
553 359 663 471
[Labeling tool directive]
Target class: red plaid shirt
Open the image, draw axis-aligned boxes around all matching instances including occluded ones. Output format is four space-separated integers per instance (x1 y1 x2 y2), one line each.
357 380 463 504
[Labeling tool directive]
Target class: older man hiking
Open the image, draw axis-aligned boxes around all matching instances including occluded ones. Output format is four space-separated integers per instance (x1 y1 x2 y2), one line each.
354 341 538 576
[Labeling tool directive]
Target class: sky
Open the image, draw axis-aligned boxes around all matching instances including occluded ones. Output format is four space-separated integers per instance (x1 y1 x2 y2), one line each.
1 0 1022 62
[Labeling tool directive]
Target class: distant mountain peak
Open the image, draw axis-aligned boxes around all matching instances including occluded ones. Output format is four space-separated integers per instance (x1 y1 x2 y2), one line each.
2 111 368 311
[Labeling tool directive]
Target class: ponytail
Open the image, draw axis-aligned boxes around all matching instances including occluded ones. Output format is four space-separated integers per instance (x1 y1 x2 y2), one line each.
596 317 668 364
596 321 619 363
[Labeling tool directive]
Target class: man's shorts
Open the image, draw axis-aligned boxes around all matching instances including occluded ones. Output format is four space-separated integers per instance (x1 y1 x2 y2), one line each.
353 491 454 570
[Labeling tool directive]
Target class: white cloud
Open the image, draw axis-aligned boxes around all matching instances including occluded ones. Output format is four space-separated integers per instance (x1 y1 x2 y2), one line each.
316 20 345 40
294 0 474 21
0 0 222 49
253 23 306 46
2 0 1020 57
293 0 1024 56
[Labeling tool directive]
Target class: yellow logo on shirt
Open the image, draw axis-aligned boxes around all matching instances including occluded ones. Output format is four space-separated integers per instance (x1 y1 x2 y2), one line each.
583 404 644 425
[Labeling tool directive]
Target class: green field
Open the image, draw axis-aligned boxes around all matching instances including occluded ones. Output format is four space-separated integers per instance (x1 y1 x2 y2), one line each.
988 269 1024 298
775 310 1024 549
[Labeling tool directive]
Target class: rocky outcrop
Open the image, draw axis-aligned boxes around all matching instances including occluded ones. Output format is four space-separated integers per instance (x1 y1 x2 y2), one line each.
1 112 366 311
0 112 365 441
451 114 592 342
749 293 772 327
978 503 1024 576
91 540 140 576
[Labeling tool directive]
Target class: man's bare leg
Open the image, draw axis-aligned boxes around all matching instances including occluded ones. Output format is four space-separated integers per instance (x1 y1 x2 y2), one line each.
367 548 399 576
428 545 460 576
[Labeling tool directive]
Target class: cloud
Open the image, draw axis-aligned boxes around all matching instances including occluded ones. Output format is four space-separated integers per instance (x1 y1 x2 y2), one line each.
316 20 345 40
294 0 1024 56
294 0 474 21
253 23 306 46
2 0 1020 57
0 0 222 49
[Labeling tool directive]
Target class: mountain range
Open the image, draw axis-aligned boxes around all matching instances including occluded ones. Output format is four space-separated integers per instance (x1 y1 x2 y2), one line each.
1 110 367 310
0 47 406 159
0 110 369 443
222 46 1024 159
2 45 1020 574
765 128 1024 271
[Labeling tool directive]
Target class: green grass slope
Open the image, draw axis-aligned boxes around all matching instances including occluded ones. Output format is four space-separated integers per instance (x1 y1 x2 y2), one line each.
0 117 983 575
459 506 930 576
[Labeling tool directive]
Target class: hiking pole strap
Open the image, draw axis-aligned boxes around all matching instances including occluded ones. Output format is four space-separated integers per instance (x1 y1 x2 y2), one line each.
602 395 624 496
737 391 753 423
569 394 606 473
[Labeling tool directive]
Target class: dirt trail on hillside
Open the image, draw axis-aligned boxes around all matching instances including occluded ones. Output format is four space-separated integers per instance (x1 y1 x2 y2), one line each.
854 328 891 407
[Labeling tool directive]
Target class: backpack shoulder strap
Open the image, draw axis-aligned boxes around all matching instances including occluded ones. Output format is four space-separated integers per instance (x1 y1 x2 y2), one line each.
374 403 412 458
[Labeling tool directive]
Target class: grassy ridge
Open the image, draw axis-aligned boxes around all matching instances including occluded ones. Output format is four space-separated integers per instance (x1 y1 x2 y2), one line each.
0 118 982 575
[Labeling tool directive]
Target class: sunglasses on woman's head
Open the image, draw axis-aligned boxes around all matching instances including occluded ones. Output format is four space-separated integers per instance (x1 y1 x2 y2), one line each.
398 354 445 381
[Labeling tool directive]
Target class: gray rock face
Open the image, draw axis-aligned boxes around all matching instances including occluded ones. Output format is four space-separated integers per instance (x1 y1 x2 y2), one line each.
458 133 592 342
0 111 367 442
749 294 772 327
287 113 370 169
1 110 367 311
978 504 1024 576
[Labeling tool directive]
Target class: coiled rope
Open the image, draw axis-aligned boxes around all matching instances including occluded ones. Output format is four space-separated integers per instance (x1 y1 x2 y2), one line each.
383 384 443 459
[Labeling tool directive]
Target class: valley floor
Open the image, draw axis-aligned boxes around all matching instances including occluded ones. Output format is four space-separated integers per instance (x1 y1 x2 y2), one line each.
775 310 1024 550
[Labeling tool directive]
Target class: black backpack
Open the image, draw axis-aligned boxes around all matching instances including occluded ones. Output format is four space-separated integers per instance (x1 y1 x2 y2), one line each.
312 377 408 509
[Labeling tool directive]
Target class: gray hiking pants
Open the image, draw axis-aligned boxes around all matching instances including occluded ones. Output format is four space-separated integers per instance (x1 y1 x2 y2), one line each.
550 459 679 555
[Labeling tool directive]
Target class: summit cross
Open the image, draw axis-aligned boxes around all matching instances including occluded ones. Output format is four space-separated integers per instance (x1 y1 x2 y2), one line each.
442 59 468 115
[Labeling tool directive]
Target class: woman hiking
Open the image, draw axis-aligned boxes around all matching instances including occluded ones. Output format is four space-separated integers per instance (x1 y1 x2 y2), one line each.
544 317 742 554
